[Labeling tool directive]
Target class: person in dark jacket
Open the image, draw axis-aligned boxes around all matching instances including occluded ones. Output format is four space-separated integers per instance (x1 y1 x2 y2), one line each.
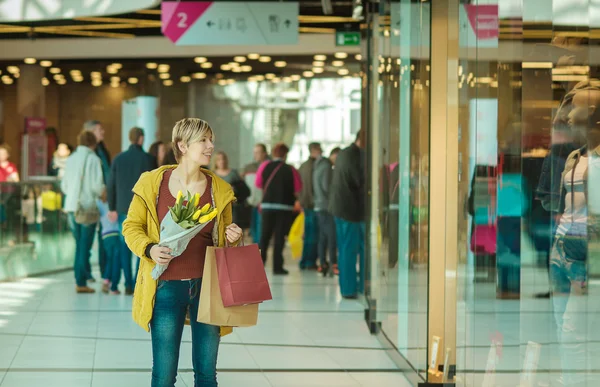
297 142 322 270
329 130 365 298
85 120 111 283
106 127 155 294
255 143 302 275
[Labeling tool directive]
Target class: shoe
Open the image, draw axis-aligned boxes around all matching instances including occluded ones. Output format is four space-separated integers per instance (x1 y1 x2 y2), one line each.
321 263 330 277
332 264 339 275
101 281 109 294
125 287 134 296
110 289 121 295
342 294 358 300
76 286 95 294
273 269 289 275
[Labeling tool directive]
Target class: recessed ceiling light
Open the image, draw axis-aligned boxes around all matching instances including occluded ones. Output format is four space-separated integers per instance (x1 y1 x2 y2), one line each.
158 64 170 73
128 77 139 84
258 56 271 63
7 66 19 74
73 77 83 82
163 79 173 86
334 52 348 59
220 64 231 71
200 62 213 69
355 54 362 61
303 71 314 78
146 62 158 69
107 67 118 74
49 67 61 74
53 74 64 81
241 65 252 72
56 79 66 85
111 82 120 88
40 60 52 67
180 76 192 83
70 69 81 75
312 61 325 67
332 61 344 67
274 61 287 68
314 55 326 61
193 72 207 79
194 57 207 63
92 79 102 87
265 73 276 79
110 76 120 82
248 53 260 60
111 63 122 69
91 71 102 78
313 67 324 74
159 73 170 79
234 56 247 63
291 74 301 81
229 62 240 67
283 77 292 83
227 79 235 85
41 78 49 86
3 78 13 85
338 68 350 75
24 58 36 64
232 67 242 73
218 79 228 86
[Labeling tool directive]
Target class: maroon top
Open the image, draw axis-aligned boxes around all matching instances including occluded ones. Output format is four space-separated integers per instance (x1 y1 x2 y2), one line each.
158 169 215 280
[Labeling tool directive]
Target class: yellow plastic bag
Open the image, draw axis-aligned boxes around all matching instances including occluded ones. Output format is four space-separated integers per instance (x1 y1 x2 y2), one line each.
41 191 62 211
288 212 304 260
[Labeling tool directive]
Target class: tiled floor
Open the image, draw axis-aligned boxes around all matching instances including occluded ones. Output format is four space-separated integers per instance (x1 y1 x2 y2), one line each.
0 265 409 387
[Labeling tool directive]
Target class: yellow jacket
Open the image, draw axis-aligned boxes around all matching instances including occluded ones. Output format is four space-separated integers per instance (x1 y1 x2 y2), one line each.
122 165 236 336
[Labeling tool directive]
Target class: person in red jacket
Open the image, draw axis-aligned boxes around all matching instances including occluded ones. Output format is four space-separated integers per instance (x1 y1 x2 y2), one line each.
0 144 19 182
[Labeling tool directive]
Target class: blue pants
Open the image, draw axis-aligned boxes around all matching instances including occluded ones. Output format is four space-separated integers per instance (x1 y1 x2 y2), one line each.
117 213 135 288
334 217 365 297
300 209 319 268
103 235 134 291
151 279 220 387
68 213 97 287
317 211 337 266
250 206 261 244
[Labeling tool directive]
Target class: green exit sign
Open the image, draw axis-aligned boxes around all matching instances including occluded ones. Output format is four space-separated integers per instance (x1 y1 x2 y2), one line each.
336 31 360 46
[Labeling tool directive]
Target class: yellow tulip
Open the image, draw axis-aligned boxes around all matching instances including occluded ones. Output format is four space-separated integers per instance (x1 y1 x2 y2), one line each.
200 203 211 214
192 209 201 221
198 209 218 224
176 190 183 204
193 193 200 207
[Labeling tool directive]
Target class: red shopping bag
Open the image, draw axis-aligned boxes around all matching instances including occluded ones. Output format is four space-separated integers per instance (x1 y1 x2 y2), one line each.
215 243 272 307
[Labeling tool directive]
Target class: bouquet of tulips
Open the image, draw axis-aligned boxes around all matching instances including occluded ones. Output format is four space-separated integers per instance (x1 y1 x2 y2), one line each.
151 190 218 280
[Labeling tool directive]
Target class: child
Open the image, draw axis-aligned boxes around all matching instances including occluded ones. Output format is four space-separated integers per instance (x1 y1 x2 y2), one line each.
97 192 122 294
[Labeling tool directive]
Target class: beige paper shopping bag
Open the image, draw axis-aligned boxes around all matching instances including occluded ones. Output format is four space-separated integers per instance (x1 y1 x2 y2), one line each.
197 246 259 327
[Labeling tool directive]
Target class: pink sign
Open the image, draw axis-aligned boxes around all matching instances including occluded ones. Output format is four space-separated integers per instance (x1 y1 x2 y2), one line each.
24 117 46 134
465 5 498 40
162 1 212 43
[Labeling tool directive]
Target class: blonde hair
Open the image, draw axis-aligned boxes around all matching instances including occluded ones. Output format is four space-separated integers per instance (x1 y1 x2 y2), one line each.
171 118 214 162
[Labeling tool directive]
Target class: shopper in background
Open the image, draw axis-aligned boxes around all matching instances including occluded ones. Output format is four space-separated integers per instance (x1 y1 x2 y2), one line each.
298 142 322 270
329 147 342 166
61 130 104 294
149 141 166 168
0 144 19 182
244 143 269 244
85 120 111 282
122 118 243 387
329 130 366 299
256 143 302 275
96 192 123 294
313 146 338 276
49 143 72 179
162 143 178 165
214 151 250 225
107 127 155 294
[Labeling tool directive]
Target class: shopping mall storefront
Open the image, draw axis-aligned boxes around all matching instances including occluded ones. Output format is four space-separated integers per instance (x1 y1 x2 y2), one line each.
362 1 600 386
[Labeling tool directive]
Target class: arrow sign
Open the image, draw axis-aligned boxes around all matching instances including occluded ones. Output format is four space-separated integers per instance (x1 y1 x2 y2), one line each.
162 1 299 45
335 31 360 46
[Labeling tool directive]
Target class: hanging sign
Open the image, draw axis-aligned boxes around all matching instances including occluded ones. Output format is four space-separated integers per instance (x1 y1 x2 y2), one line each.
161 1 299 45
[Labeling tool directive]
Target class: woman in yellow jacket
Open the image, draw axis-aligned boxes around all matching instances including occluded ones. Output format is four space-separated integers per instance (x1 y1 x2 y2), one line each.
122 118 242 387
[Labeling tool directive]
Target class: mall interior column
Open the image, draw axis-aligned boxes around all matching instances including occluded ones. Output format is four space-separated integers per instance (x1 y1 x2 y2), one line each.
428 0 459 382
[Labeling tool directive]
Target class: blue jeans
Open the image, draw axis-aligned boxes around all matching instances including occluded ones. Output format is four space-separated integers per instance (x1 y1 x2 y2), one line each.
117 214 135 289
334 217 365 297
103 235 134 291
250 206 261 244
68 213 97 287
300 209 319 268
317 211 337 266
151 279 220 387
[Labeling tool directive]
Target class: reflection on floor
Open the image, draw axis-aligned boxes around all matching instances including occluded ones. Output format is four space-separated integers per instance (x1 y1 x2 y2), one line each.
0 265 409 387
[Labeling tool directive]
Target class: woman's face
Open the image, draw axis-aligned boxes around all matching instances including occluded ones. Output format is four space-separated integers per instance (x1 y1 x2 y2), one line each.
180 135 214 166
57 143 70 158
215 153 226 169
0 148 9 163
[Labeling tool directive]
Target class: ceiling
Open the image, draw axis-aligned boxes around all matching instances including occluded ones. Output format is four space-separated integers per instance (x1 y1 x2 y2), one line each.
0 0 360 40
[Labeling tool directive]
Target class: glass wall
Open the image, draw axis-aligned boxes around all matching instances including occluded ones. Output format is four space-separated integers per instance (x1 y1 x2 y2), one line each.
367 0 600 385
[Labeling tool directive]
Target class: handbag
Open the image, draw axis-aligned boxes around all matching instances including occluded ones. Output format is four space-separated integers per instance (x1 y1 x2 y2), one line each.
258 162 283 212
74 153 100 225
215 242 272 307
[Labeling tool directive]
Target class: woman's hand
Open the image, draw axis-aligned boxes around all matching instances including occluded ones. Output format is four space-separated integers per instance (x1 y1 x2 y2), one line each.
225 223 243 244
149 245 173 265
